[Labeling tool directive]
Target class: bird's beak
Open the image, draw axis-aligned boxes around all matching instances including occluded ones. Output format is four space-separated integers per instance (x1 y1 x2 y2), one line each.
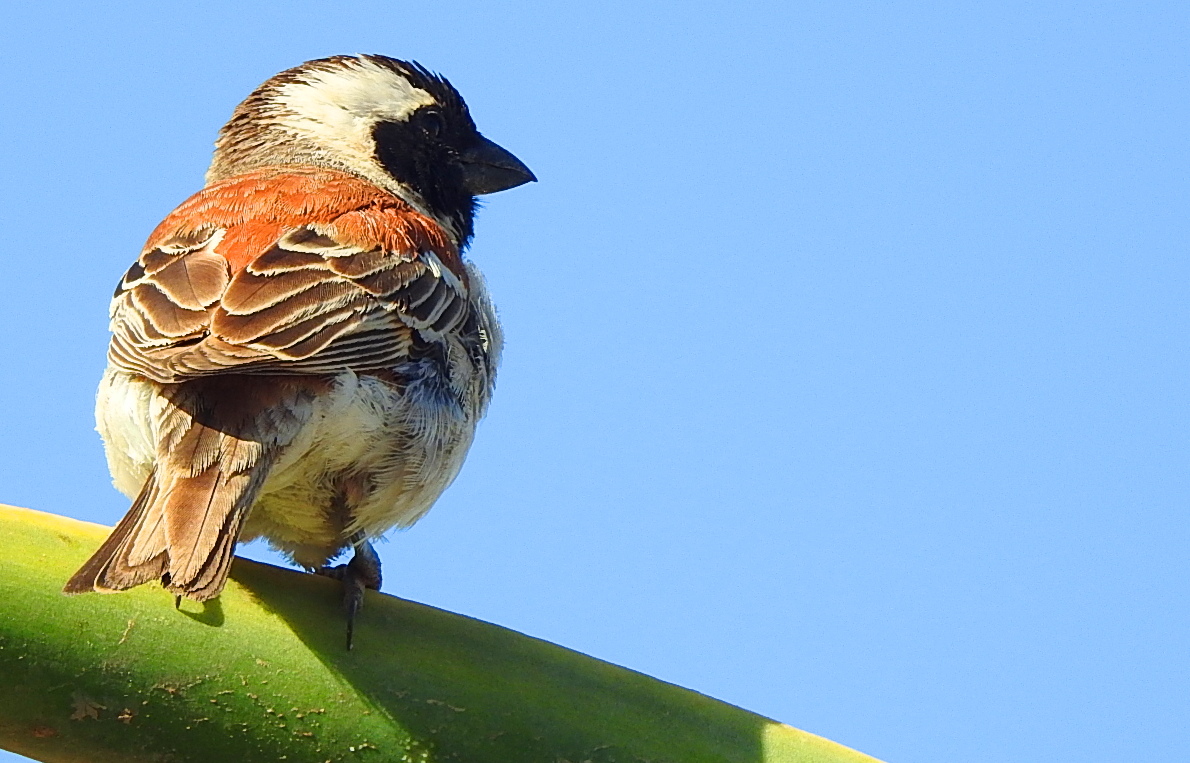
460 136 537 195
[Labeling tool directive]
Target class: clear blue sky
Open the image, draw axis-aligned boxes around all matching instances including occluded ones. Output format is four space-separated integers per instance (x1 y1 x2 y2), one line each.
1 2 1187 761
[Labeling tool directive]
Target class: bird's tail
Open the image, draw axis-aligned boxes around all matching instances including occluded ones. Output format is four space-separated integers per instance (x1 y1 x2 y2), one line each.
65 376 317 601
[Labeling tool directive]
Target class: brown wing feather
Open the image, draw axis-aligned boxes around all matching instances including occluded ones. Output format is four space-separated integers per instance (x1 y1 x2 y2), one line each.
109 225 469 383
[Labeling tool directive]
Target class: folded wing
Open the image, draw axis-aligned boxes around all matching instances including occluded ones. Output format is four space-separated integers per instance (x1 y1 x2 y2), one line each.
109 218 471 382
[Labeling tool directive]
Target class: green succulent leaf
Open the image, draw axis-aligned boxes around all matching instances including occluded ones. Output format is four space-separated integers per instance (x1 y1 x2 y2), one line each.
0 505 880 763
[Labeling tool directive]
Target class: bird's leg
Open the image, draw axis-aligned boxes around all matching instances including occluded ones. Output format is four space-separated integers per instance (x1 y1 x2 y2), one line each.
316 534 382 650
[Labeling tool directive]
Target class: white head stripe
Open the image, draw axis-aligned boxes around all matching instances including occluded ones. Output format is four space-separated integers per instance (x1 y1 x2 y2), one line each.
272 58 437 144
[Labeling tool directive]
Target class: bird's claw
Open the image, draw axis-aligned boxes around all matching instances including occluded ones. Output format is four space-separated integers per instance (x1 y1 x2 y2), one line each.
317 540 382 650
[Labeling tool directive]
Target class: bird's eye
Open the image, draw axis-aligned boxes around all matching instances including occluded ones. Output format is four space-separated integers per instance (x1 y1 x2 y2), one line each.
417 111 444 138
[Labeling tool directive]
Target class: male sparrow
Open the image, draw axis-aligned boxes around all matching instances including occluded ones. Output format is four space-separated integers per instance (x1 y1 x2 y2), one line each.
64 55 534 648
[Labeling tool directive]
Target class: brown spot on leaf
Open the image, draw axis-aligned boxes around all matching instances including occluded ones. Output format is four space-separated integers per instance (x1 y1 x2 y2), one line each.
70 692 105 721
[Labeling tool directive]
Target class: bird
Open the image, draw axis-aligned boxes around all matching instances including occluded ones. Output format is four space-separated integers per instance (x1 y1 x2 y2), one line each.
63 54 535 648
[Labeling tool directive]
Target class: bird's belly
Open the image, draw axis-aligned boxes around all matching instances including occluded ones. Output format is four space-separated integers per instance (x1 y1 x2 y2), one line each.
97 368 478 569
245 371 477 566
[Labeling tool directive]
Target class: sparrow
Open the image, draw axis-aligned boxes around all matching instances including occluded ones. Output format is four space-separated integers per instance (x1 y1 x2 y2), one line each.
63 54 535 648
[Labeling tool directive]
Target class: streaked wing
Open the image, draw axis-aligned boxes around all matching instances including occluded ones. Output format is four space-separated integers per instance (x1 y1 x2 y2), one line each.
109 224 471 383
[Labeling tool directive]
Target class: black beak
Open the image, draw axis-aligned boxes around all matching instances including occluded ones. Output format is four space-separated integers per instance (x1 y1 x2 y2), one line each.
460 136 536 195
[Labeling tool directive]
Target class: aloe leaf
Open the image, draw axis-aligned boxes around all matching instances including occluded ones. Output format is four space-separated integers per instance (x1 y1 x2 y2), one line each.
0 505 881 763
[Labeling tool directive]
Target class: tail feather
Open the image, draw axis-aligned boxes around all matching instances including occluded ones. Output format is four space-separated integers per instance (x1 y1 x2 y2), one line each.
63 472 169 594
161 435 259 583
65 433 273 601
185 509 250 600
159 441 275 600
65 376 319 602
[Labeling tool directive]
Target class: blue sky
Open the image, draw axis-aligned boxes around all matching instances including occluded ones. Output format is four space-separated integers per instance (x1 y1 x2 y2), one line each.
1 2 1187 761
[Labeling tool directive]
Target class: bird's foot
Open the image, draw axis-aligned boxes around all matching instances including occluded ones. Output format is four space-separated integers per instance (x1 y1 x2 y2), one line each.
316 540 382 650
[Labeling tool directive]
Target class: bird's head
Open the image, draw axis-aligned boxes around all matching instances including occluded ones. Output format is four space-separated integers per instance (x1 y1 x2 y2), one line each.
207 54 536 246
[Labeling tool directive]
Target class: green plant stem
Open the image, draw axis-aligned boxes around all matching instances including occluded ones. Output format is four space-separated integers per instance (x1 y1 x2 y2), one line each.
0 505 881 763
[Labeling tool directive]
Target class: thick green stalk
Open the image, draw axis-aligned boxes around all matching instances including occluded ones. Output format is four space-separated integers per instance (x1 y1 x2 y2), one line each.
0 505 880 763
